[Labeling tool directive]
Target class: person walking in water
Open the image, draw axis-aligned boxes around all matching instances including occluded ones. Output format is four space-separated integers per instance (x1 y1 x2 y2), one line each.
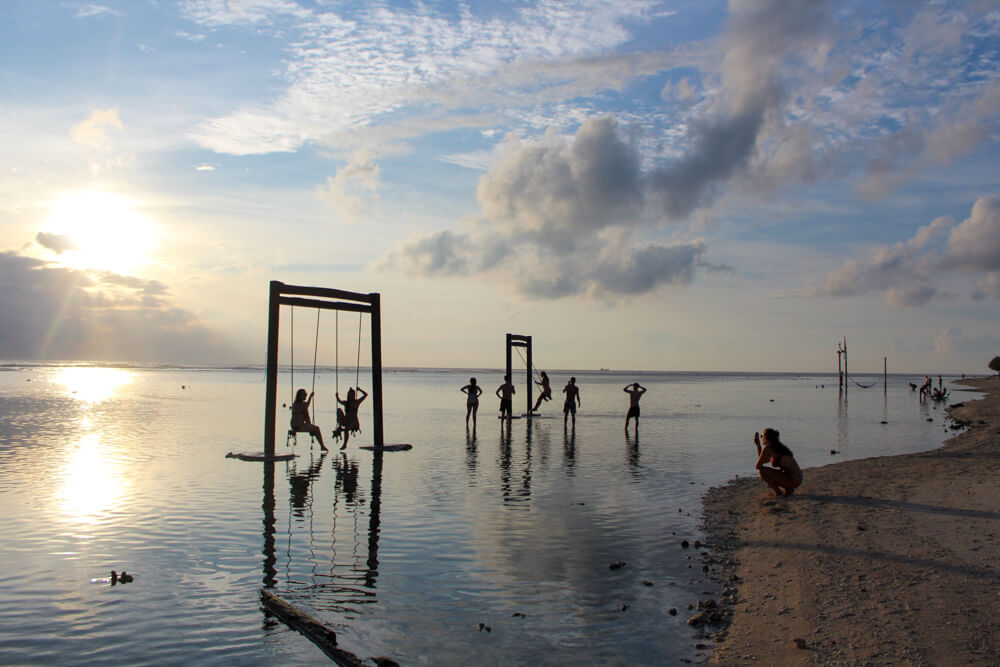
496 375 515 423
290 389 328 451
562 377 581 429
753 428 803 496
624 382 646 433
531 371 552 413
335 387 368 450
461 377 483 429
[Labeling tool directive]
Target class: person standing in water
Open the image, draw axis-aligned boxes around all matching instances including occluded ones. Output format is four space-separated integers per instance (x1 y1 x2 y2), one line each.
531 371 552 413
753 428 803 496
336 387 368 450
461 377 483 429
562 377 581 429
290 389 328 451
496 375 515 423
623 382 646 433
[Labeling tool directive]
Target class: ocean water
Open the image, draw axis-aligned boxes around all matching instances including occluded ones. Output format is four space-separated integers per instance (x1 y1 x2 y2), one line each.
0 364 968 665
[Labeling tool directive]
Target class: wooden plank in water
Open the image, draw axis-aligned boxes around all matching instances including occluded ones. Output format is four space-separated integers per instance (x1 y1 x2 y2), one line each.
260 589 367 666
359 444 412 451
226 452 296 461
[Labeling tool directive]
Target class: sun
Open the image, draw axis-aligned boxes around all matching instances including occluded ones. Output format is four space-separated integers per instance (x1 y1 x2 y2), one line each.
40 190 155 275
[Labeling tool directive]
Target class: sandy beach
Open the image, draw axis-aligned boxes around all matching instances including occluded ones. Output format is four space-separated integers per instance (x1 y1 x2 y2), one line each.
702 377 1000 665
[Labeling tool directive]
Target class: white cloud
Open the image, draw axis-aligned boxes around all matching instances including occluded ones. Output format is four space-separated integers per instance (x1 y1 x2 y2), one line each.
816 195 1000 306
317 151 380 221
70 108 122 150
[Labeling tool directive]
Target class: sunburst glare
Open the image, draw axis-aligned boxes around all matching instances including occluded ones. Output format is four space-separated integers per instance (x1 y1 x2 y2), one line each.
40 190 155 275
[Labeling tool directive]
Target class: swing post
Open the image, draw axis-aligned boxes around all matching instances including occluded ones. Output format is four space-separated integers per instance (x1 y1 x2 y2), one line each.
263 281 384 459
506 333 533 415
370 292 384 452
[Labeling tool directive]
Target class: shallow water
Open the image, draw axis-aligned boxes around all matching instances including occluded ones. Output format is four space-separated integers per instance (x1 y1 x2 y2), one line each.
0 365 965 664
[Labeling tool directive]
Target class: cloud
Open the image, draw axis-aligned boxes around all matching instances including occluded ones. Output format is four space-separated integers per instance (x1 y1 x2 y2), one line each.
70 108 122 150
35 232 78 254
186 1 672 156
815 195 1000 306
317 150 380 221
0 252 241 363
71 4 124 19
972 273 1000 301
942 195 1000 272
477 116 642 250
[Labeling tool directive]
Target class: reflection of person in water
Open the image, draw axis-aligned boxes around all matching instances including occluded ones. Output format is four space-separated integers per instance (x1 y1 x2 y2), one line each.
288 451 326 515
332 452 360 504
290 389 328 451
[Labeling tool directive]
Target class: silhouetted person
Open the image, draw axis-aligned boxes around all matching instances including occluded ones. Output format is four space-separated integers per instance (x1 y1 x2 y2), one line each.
290 388 327 451
562 377 580 428
624 382 646 433
754 428 802 496
336 386 367 450
496 375 515 423
461 377 483 429
531 371 552 413
919 376 932 401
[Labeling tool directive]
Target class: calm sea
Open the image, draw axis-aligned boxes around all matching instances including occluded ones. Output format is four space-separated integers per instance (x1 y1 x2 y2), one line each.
0 364 968 665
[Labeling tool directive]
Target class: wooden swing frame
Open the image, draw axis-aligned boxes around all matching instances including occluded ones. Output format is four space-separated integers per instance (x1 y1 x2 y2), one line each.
263 281 384 459
506 333 533 416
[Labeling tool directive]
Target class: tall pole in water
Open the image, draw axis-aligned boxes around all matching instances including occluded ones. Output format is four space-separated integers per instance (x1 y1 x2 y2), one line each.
843 337 848 390
884 356 887 396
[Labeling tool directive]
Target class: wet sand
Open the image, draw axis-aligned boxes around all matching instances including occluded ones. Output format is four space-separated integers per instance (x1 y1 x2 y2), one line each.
702 376 1000 665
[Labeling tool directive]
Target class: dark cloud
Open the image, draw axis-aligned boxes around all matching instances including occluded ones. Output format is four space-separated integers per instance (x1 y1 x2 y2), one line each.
588 242 706 296
35 232 78 253
0 252 242 363
477 116 642 251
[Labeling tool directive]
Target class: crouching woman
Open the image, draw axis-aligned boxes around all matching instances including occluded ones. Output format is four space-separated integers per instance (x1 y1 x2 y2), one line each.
754 428 802 496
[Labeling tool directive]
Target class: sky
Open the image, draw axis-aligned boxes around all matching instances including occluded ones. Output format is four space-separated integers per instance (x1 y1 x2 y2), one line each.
1 0 999 374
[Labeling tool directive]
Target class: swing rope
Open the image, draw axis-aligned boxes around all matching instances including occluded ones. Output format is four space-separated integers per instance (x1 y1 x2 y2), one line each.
335 310 340 397
310 310 320 419
514 344 542 383
355 312 363 388
290 306 295 405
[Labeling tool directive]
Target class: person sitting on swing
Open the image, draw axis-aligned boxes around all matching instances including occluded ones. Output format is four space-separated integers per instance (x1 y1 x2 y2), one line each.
290 389 328 451
335 386 368 450
531 371 552 413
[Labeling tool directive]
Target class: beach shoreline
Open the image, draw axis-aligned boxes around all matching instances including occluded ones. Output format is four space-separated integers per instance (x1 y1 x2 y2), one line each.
701 376 1000 665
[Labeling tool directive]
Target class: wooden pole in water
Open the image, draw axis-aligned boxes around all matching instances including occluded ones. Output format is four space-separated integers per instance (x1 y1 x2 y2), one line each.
843 337 848 389
837 345 843 391
884 356 887 396
369 292 384 452
505 333 513 388
264 280 282 459
525 335 533 415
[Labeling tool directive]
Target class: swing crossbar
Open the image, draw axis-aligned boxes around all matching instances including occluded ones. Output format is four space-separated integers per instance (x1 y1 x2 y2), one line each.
278 296 373 314
276 283 377 305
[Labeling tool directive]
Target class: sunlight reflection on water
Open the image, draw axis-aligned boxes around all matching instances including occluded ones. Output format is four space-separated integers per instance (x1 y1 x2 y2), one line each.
56 433 128 523
53 366 135 404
